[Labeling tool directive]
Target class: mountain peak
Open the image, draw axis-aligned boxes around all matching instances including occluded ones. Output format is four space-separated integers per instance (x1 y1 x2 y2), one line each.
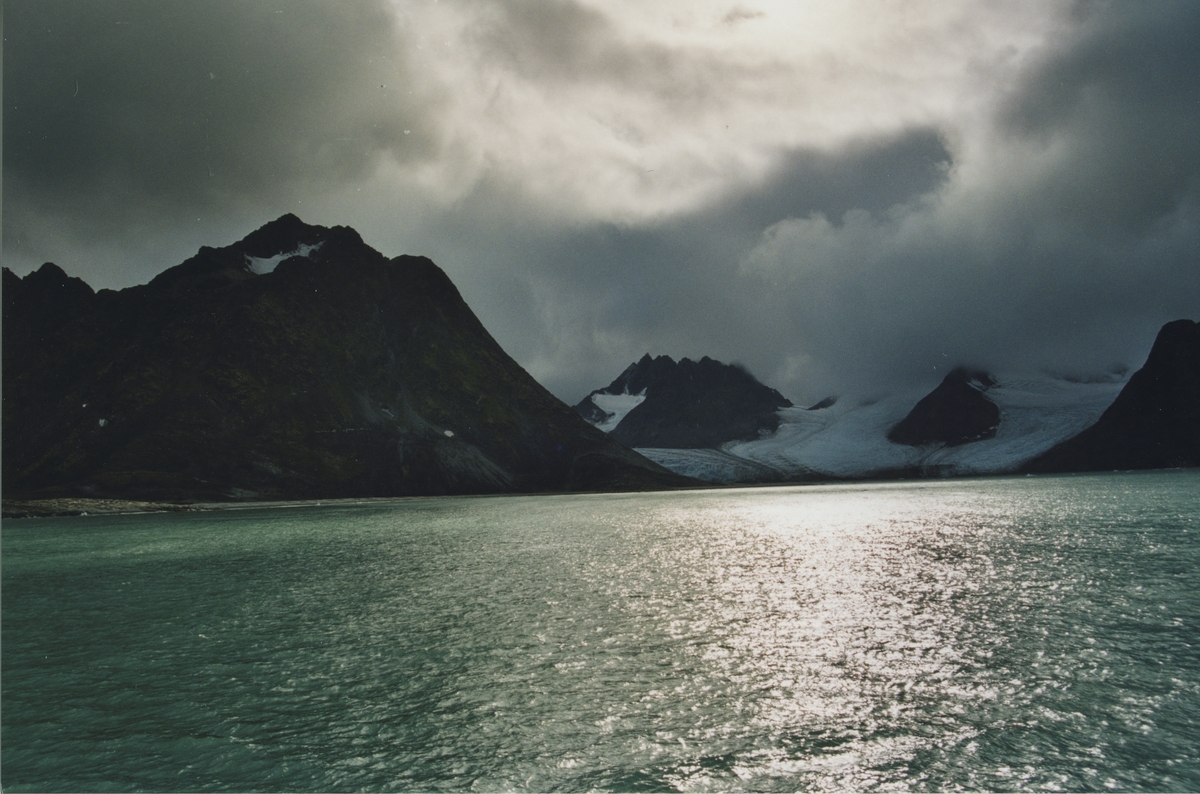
888 367 1000 447
30 261 71 280
142 216 383 295
3 222 687 500
236 213 330 259
3 262 95 314
574 354 793 448
9 262 96 295
1024 318 1200 472
943 366 997 391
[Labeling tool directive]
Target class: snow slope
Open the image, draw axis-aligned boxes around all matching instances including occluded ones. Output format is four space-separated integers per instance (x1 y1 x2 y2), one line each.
636 372 1126 483
244 242 324 275
589 391 646 433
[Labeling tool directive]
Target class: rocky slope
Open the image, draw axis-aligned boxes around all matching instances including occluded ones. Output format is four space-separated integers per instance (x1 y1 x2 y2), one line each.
574 354 793 448
887 368 1000 447
2 215 690 501
1023 319 1200 473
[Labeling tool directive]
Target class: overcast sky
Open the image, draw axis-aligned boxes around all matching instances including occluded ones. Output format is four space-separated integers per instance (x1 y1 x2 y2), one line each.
5 1 1199 403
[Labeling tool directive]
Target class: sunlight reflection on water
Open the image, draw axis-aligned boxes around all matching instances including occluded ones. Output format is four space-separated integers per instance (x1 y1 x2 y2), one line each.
598 486 994 789
3 472 1199 791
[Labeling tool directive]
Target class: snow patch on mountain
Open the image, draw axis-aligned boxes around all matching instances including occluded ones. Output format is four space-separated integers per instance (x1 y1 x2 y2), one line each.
245 241 324 275
590 390 646 433
637 373 1126 483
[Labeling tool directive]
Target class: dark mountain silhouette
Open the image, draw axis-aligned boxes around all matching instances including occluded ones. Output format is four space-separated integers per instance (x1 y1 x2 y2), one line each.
3 263 96 378
2 215 691 501
1023 319 1200 472
574 354 793 448
887 367 1000 447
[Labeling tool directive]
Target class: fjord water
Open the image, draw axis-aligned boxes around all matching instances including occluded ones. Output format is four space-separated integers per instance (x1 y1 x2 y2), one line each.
3 472 1198 792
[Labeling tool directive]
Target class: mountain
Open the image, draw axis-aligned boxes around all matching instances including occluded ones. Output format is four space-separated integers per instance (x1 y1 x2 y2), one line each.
638 371 1129 483
886 368 1000 447
1023 319 1200 473
3 263 96 379
2 215 691 501
635 319 1199 485
573 354 793 448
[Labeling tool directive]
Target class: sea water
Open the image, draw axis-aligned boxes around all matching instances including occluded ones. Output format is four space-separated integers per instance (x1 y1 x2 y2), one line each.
3 470 1198 792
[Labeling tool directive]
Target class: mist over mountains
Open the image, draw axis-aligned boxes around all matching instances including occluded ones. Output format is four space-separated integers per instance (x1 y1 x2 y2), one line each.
575 325 1200 483
1025 320 1200 474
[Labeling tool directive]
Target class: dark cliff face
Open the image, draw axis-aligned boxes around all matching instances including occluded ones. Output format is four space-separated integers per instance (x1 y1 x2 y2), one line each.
574 354 793 449
887 367 1000 447
2 215 691 501
1023 319 1200 473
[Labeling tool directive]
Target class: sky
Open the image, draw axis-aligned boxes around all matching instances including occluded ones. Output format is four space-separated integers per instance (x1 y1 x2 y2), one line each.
5 0 1199 405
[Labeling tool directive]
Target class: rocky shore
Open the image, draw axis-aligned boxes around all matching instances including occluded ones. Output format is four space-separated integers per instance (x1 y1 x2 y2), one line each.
2 498 193 519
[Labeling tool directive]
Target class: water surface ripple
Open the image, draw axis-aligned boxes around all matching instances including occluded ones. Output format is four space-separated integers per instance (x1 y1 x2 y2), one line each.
3 471 1199 791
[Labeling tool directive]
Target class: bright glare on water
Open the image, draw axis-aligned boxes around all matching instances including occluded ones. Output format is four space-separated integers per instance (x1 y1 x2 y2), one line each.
3 471 1199 791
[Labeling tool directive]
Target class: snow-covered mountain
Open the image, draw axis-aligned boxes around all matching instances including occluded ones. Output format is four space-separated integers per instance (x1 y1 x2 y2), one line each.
573 354 792 449
575 320 1199 484
636 371 1128 483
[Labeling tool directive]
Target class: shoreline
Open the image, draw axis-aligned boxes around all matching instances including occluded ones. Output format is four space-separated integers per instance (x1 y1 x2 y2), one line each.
4 467 1191 520
2 497 194 519
0 489 705 520
0 494 495 519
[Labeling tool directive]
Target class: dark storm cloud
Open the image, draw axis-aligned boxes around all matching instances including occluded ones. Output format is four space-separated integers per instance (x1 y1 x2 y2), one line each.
3 0 432 277
4 1 1197 408
997 2 1200 236
725 130 950 228
428 2 1200 404
727 1 1200 398
418 128 953 401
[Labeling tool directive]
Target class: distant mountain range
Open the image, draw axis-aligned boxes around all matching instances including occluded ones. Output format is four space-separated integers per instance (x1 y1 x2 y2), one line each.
2 215 690 501
576 321 1199 483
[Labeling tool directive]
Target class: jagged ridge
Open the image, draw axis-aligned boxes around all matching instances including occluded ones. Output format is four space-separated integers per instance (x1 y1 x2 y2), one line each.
574 354 793 449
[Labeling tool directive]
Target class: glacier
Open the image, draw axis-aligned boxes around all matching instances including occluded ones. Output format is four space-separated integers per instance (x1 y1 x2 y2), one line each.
633 373 1126 483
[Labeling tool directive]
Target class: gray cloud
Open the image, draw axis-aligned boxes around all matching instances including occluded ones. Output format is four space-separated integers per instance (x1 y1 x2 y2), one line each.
996 2 1200 236
722 8 766 27
730 2 1200 398
415 129 952 401
5 0 436 196
4 0 434 281
4 1 1197 409
467 0 779 108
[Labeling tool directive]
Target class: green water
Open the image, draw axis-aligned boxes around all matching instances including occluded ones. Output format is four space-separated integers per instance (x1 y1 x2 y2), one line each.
3 471 1199 791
